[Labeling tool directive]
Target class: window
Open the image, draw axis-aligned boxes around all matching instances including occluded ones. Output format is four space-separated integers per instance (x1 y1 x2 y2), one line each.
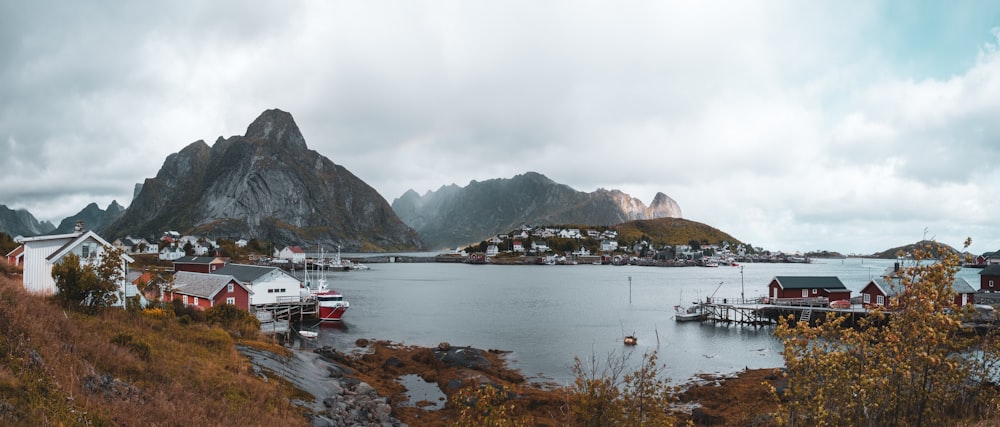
81 243 91 258
811 289 817 294
228 283 234 293
802 289 808 298
194 297 199 306
863 294 871 304
877 295 884 305
183 295 188 304
226 297 235 305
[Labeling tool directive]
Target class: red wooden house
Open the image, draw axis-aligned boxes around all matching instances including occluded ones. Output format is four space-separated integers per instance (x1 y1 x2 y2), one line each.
859 277 905 307
862 276 976 307
980 265 1000 293
167 271 251 311
5 245 24 267
767 276 851 302
173 256 229 273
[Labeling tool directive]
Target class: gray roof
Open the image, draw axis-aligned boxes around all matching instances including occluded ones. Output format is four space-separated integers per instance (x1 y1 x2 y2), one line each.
773 276 848 291
172 271 248 299
871 277 906 297
981 265 1000 276
952 277 976 294
869 276 974 296
212 264 284 283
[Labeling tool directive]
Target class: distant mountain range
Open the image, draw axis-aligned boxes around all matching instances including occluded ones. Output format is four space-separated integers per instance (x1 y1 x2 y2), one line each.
51 201 125 235
391 171 683 249
0 205 55 237
0 110 732 253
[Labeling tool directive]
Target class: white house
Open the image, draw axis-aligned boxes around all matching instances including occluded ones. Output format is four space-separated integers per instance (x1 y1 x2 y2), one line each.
558 229 582 239
235 239 248 248
278 246 307 263
212 264 302 306
19 228 134 299
159 245 185 261
512 241 525 253
486 244 499 257
600 240 619 252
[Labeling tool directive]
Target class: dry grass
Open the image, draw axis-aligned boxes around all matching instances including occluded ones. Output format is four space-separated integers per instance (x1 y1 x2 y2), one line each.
0 273 309 426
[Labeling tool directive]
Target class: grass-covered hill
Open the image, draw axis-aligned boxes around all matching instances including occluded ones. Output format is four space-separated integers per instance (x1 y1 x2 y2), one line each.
868 240 961 260
615 217 742 247
0 272 307 426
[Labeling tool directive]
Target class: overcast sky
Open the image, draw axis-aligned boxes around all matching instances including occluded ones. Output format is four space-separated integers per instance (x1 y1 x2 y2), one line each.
2 1 1000 255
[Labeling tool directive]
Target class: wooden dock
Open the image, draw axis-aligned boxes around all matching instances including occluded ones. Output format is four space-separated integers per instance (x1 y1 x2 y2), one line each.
254 297 319 335
695 296 869 327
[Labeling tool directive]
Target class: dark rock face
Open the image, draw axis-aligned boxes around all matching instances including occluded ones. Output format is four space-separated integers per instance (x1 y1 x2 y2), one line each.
0 205 55 237
391 171 683 249
105 109 423 251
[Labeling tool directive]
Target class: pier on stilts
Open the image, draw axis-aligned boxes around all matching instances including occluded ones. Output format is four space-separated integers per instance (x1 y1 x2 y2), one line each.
695 297 869 327
254 297 319 337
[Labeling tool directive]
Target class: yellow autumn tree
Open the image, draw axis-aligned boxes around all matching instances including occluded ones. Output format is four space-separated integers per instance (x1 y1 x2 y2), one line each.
569 350 680 427
776 239 997 426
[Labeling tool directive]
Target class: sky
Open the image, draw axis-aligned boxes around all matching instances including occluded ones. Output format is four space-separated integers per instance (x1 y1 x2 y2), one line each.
2 1 1000 255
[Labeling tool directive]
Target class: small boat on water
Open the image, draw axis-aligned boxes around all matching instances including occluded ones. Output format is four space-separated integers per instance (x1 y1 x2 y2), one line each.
299 330 318 339
674 304 705 322
624 335 638 346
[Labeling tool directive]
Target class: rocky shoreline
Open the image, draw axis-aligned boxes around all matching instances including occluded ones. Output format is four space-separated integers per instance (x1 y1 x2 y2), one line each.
239 339 786 426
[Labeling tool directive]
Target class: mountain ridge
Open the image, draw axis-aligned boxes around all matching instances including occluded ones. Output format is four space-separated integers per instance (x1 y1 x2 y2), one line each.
391 171 682 249
104 109 423 251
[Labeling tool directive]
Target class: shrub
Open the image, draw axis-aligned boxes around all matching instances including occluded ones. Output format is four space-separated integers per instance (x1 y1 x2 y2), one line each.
111 332 152 361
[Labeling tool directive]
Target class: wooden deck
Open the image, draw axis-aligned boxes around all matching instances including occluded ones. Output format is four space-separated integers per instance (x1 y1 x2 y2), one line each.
694 297 869 327
254 299 318 335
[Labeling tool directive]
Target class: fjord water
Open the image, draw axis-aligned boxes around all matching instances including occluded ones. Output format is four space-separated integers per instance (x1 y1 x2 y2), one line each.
302 258 982 385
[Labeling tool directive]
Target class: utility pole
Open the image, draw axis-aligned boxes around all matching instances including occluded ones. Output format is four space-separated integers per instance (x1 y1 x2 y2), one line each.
740 265 745 302
628 276 632 304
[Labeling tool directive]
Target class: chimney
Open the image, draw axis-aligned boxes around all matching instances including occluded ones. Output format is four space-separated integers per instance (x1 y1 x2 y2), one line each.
74 220 85 234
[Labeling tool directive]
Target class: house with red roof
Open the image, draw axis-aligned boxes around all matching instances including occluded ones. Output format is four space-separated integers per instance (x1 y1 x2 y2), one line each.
277 246 307 264
5 245 24 267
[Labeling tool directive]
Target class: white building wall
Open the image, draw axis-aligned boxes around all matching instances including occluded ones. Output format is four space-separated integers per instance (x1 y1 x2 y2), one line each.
22 236 74 294
247 270 302 306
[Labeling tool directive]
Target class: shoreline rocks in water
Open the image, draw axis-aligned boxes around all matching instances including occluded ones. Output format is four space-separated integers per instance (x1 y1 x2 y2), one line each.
240 340 786 426
236 344 406 427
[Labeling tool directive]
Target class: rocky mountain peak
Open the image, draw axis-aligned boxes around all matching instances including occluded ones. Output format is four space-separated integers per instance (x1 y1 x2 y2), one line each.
105 109 422 251
650 192 683 218
245 108 307 150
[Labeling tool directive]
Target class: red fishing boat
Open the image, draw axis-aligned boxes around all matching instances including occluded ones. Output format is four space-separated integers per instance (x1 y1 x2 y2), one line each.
316 289 350 321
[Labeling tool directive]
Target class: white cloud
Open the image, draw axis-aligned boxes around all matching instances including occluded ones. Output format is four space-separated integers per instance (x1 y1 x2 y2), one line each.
2 2 1000 254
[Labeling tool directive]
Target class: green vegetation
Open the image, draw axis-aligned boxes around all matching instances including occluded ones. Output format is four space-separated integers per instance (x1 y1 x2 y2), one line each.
615 217 739 247
776 239 999 426
464 218 743 255
52 249 127 312
0 232 17 257
868 239 960 259
0 272 306 426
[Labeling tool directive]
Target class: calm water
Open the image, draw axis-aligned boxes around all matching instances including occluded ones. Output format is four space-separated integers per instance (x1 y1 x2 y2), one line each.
297 257 982 386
